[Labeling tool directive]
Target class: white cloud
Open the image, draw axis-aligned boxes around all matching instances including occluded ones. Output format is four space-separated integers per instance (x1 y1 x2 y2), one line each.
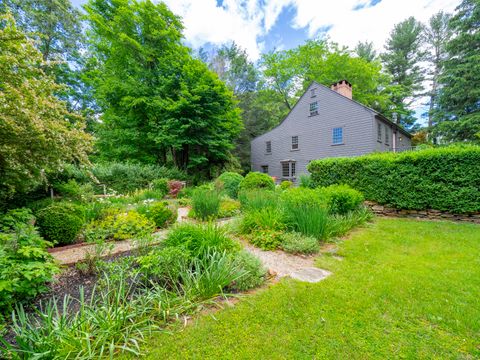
161 0 461 60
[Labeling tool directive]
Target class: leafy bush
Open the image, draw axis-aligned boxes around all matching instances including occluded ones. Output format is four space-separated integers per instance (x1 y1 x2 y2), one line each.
308 145 480 213
0 225 59 313
298 174 313 188
191 189 221 220
248 229 283 250
163 223 240 259
279 180 293 190
318 184 364 215
36 202 85 246
137 247 190 287
239 172 275 192
240 207 286 234
85 210 155 241
56 179 94 202
238 190 279 211
130 188 168 202
281 232 319 254
218 198 241 218
151 178 169 197
137 201 176 228
168 180 184 198
0 208 34 231
230 250 266 291
280 187 326 208
215 172 244 199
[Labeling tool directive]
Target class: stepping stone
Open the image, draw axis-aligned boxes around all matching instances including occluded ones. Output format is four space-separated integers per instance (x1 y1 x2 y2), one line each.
290 267 332 283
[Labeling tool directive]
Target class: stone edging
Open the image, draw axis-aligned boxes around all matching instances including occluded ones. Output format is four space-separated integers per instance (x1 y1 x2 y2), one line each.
364 201 480 224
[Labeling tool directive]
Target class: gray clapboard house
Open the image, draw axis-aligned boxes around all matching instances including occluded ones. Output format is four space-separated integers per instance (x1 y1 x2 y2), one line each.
251 80 412 182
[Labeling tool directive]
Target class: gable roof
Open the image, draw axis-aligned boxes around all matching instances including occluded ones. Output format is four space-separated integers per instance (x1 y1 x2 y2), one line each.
253 81 412 141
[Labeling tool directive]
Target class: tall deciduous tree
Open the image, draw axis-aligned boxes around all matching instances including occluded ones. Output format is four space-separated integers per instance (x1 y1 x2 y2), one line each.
435 0 480 142
0 13 92 200
424 11 452 129
85 0 241 172
382 17 425 130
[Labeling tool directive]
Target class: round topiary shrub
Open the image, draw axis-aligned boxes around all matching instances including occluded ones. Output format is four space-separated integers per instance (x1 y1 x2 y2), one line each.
280 180 293 190
318 184 364 215
239 172 275 192
36 202 85 246
215 172 244 199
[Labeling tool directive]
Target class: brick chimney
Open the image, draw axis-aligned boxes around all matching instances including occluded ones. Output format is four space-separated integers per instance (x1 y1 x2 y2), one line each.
330 80 352 99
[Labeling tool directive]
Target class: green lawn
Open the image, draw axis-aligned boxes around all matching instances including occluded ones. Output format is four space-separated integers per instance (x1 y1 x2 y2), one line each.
140 218 480 359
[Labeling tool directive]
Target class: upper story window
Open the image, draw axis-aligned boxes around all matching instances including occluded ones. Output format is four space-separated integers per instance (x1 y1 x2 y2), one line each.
377 123 382 142
291 136 299 150
310 88 317 97
309 101 318 116
266 141 271 154
261 165 269 174
385 125 389 145
332 127 343 145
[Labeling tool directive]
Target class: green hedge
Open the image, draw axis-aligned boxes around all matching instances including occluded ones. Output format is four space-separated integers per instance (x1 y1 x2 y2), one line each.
307 145 480 214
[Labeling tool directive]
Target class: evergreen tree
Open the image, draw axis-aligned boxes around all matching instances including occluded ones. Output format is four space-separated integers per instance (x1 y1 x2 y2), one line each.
355 41 377 62
435 0 480 142
382 17 425 130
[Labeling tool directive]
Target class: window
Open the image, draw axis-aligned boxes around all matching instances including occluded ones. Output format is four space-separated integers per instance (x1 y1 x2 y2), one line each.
310 88 317 97
261 165 269 174
281 161 296 178
377 123 382 142
384 125 389 145
291 136 298 150
309 101 318 116
332 127 343 145
266 141 271 154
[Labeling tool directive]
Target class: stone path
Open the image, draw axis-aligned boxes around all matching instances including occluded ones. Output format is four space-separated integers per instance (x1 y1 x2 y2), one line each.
51 207 332 283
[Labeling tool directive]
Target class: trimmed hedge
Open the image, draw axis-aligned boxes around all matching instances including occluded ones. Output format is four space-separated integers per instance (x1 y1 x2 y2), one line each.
307 145 480 214
239 172 275 191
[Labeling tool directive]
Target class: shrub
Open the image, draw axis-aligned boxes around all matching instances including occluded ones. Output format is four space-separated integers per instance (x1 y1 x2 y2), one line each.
238 190 279 211
168 180 184 198
163 223 240 259
215 172 244 199
0 224 59 313
130 188 167 203
240 207 286 234
36 202 85 246
137 247 190 287
279 180 293 190
281 232 319 254
85 210 155 242
137 201 176 228
308 145 480 213
151 178 169 196
280 187 326 208
191 189 221 220
0 208 34 231
56 179 94 202
230 251 266 291
248 229 283 250
239 172 275 192
318 184 364 215
218 198 241 218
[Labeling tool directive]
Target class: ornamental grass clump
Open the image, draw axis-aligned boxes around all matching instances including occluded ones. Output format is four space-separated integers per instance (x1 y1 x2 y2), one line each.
238 189 279 211
191 189 221 220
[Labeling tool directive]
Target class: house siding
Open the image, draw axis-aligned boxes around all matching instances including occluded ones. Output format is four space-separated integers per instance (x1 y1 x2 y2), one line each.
251 82 376 181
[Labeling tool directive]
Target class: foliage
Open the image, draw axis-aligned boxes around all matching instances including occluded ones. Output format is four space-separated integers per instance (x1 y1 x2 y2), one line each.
163 223 240 260
218 198 241 218
239 172 275 192
308 145 480 213
36 202 84 246
240 207 286 234
435 0 480 142
283 203 330 240
191 189 221 220
141 219 480 359
152 178 169 197
55 179 94 202
248 229 283 250
381 16 425 129
136 201 176 228
216 172 244 199
168 181 184 198
354 41 377 62
85 210 155 242
280 232 320 255
280 187 326 208
0 224 59 313
0 13 92 201
238 190 279 211
318 184 364 215
279 180 293 190
0 208 34 232
326 208 373 238
230 250 266 291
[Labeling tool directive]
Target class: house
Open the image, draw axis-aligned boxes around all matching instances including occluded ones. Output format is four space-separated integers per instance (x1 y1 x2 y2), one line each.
250 80 412 182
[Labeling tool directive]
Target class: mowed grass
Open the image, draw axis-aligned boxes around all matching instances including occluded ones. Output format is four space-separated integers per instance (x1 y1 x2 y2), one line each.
140 218 480 359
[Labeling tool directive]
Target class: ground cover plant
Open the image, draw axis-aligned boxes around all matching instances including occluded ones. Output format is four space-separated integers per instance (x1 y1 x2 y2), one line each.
136 219 480 359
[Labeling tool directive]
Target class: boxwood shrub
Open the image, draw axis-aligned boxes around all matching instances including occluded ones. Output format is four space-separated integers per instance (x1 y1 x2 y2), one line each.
215 172 244 199
239 172 275 192
307 145 480 213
